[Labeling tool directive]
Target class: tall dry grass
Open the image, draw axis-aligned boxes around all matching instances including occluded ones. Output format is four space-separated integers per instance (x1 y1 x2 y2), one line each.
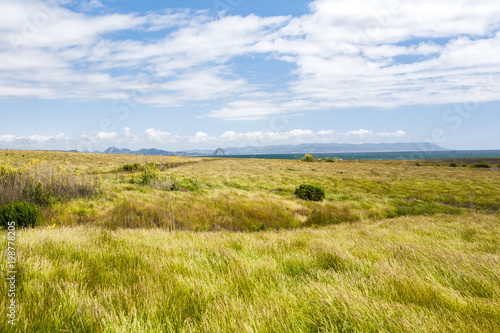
0 159 100 206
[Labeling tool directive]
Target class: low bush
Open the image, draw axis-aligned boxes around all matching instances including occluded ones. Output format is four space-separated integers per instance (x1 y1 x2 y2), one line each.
470 163 491 168
140 163 159 185
251 223 268 232
137 164 181 191
122 163 141 172
295 184 325 201
449 163 458 167
0 201 41 229
300 154 316 162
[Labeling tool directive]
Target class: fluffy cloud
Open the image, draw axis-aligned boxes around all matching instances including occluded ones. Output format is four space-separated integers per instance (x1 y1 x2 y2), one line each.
273 0 500 109
0 133 70 149
1 0 500 118
144 128 181 143
79 0 104 13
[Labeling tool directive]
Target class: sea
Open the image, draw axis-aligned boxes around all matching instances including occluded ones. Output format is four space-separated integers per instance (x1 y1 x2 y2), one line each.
218 150 500 161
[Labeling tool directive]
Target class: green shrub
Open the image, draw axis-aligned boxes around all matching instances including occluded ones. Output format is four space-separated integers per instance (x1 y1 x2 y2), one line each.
300 154 316 162
449 163 458 167
295 184 325 201
0 201 41 229
122 163 141 172
169 183 180 191
324 157 338 163
251 223 267 232
470 163 491 168
140 163 159 185
415 162 421 166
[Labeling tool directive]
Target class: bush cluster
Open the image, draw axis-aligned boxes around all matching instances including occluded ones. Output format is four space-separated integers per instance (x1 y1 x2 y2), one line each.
134 162 181 191
295 184 325 201
300 154 316 162
122 163 141 172
0 201 41 229
470 163 492 168
140 163 160 185
251 223 268 232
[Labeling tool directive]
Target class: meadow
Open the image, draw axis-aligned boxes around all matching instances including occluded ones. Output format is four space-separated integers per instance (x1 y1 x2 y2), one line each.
1 150 499 332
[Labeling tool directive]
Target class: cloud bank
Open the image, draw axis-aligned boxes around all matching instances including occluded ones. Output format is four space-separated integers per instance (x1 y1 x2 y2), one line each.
1 0 499 120
0 128 406 151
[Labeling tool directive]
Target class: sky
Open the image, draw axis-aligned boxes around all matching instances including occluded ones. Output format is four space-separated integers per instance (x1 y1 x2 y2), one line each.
0 0 499 152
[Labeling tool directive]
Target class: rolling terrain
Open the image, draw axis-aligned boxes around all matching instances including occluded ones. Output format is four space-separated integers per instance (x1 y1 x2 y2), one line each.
0 150 499 332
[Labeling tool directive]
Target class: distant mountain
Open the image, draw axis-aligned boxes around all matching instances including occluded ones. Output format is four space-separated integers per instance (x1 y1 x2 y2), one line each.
103 146 132 154
223 142 447 155
95 142 447 157
213 148 228 156
100 146 207 156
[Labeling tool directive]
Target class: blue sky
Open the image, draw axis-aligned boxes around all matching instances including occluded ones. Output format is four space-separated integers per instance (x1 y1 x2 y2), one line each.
1 0 499 152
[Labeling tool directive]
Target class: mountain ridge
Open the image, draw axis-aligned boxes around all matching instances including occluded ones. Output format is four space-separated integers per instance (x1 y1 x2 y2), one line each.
93 142 448 156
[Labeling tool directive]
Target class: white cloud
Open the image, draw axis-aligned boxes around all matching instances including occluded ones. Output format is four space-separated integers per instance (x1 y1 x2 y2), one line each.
1 0 500 118
94 131 118 140
343 129 405 138
79 0 104 12
189 131 213 144
144 128 181 143
346 129 373 137
272 0 500 109
0 128 406 151
205 100 283 120
0 135 15 143
377 130 405 137
0 133 70 149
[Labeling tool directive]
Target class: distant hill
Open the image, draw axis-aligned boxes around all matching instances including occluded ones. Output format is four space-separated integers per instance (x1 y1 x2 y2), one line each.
213 148 228 156
94 142 447 157
222 142 447 155
100 146 208 156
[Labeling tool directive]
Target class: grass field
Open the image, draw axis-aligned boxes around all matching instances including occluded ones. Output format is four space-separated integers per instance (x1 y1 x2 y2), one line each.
1 150 499 332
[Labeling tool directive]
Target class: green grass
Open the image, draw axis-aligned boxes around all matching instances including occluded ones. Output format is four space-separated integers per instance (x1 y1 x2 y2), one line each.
1 213 498 332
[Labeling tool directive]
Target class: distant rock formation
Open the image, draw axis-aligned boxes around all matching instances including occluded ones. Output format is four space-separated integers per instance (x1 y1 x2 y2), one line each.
213 148 228 156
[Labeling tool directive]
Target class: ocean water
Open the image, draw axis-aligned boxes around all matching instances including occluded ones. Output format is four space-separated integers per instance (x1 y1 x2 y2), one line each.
220 150 500 161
